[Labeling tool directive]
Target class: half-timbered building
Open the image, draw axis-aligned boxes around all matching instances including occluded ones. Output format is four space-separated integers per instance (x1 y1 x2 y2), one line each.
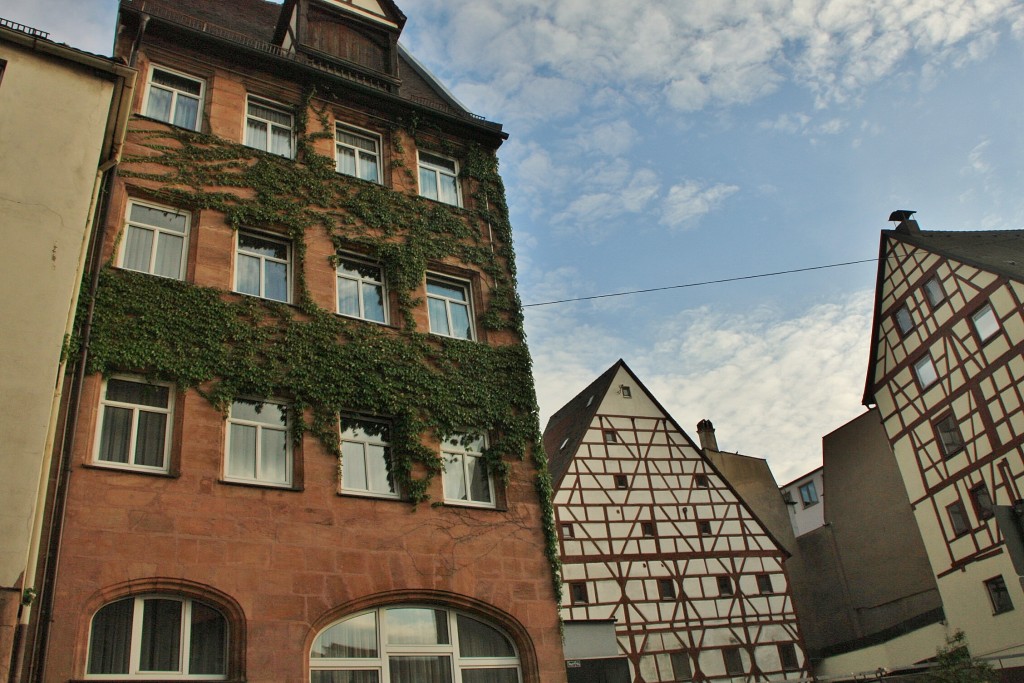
864 211 1024 677
544 361 808 683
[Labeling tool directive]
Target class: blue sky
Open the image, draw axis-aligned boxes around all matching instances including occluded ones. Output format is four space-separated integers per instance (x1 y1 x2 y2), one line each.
7 0 1024 482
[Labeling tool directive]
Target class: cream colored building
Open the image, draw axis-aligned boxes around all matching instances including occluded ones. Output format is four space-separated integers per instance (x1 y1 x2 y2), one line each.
864 212 1024 677
0 19 134 679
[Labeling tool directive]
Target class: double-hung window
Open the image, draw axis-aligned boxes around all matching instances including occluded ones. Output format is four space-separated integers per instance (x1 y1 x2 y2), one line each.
340 418 397 498
335 125 381 182
245 96 293 158
225 399 291 487
235 231 290 303
442 434 494 507
145 66 203 131
337 257 386 323
426 275 473 340
95 378 172 473
120 201 189 280
87 595 227 678
418 152 460 206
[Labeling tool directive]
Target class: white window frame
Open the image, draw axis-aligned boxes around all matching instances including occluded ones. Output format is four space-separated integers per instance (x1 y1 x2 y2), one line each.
144 64 205 131
234 230 291 303
244 95 294 158
118 200 190 280
86 595 227 680
340 418 398 499
426 274 475 340
93 377 173 474
442 434 495 508
418 151 462 207
798 481 818 507
336 255 388 324
335 123 382 183
224 398 293 487
309 606 522 682
972 302 999 342
914 355 939 388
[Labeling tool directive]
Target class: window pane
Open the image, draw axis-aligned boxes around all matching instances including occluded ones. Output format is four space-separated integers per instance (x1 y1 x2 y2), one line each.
427 281 466 301
265 260 289 302
271 125 292 157
973 305 999 341
173 94 200 130
98 406 132 464
462 669 518 683
359 152 379 182
337 147 356 175
312 672 380 683
240 233 288 259
134 411 167 468
457 615 514 657
342 441 368 490
312 611 378 658
246 118 268 151
146 86 173 122
233 400 287 426
338 277 360 317
362 282 386 322
236 253 261 296
189 602 226 675
439 174 458 206
139 598 182 672
915 357 938 387
428 298 450 336
228 424 257 479
466 456 491 503
444 454 468 500
420 153 456 172
123 226 155 272
107 379 169 408
261 427 289 484
449 302 471 340
420 168 438 200
88 599 133 674
153 69 201 95
389 656 452 682
249 101 291 126
386 608 449 645
364 443 395 494
130 203 187 233
154 232 184 279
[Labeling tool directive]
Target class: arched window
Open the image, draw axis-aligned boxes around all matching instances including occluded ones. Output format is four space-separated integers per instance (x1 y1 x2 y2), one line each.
310 606 521 682
87 595 227 679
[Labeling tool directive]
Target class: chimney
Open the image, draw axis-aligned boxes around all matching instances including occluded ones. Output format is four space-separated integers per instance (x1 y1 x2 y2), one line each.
889 209 920 234
696 419 718 451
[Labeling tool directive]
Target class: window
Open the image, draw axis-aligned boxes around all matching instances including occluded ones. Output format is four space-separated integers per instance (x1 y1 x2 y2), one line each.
670 652 692 682
603 429 618 443
235 231 290 302
914 355 938 388
561 523 574 539
442 434 494 507
972 303 999 342
985 576 1014 614
756 574 773 594
621 385 632 398
245 96 293 158
641 522 656 537
310 606 521 682
698 520 712 536
895 305 914 335
970 484 995 520
94 378 172 473
799 481 818 507
145 66 203 130
119 201 189 279
340 418 396 498
87 596 226 678
426 275 474 340
717 576 734 597
947 501 970 537
336 125 381 183
658 579 677 600
924 277 946 306
614 475 629 490
224 399 291 487
418 151 461 206
570 582 589 605
778 643 799 671
935 414 965 457
695 474 710 488
337 256 387 323
722 648 744 676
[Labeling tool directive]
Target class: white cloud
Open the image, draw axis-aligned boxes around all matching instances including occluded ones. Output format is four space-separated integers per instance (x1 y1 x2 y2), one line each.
660 181 740 228
962 139 992 175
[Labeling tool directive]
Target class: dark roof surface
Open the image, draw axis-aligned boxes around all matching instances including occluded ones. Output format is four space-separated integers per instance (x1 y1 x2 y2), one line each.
160 0 282 42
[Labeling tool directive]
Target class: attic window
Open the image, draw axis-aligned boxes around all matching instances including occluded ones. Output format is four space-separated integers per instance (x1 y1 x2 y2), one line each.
621 386 632 398
603 430 618 443
695 474 710 488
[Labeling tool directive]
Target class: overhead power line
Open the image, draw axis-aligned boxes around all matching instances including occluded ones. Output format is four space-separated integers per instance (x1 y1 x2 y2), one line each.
521 258 879 308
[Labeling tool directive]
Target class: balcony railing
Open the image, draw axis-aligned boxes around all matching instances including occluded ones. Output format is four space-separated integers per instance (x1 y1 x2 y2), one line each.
0 17 50 39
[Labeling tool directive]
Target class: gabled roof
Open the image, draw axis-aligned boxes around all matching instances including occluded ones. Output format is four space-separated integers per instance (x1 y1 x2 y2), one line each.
862 225 1024 405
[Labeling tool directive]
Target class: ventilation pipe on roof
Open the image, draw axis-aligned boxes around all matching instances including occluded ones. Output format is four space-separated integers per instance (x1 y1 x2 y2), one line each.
889 209 920 234
696 419 718 451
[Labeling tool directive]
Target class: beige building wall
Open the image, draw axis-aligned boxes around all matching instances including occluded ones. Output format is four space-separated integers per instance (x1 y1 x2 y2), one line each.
0 27 133 678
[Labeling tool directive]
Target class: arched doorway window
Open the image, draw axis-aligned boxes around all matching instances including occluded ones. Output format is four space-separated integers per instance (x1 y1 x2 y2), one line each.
310 605 521 682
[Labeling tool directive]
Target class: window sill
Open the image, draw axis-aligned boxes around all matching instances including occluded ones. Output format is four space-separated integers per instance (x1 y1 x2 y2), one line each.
439 500 500 511
337 490 402 501
134 112 202 134
335 313 396 329
83 463 177 478
219 478 301 492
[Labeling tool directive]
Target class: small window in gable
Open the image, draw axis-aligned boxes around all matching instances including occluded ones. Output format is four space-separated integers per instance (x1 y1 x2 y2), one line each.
570 582 589 605
717 576 734 597
670 652 693 682
695 474 710 488
722 647 743 676
620 385 632 398
641 522 656 537
970 484 994 520
756 574 773 594
561 523 574 539
947 501 970 537
614 474 629 489
972 302 999 343
935 414 965 458
698 520 712 536
657 578 677 600
778 643 800 671
603 429 618 443
985 576 1014 614
895 305 914 335
924 277 946 307
914 355 939 388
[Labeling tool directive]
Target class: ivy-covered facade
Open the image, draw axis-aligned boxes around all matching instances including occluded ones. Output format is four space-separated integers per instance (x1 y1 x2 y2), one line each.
30 1 566 681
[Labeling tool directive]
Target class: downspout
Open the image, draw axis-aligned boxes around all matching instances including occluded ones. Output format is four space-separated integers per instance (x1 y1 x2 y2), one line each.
19 57 136 682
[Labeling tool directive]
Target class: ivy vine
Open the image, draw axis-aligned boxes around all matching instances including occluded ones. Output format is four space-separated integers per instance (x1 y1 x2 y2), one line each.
75 98 561 601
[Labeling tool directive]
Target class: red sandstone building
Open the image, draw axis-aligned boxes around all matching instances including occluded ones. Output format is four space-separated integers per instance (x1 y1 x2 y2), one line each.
20 1 565 681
